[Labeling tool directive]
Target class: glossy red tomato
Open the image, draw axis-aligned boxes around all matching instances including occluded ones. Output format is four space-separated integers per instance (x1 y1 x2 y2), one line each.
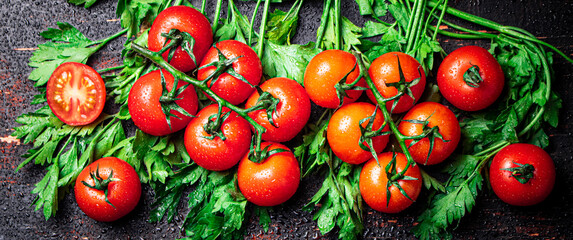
148 6 213 72
198 40 262 105
304 49 366 109
244 77 311 142
437 45 505 111
46 62 106 126
489 143 555 206
184 104 252 171
237 142 300 206
75 157 141 222
327 102 390 164
359 152 422 213
128 69 198 136
398 102 460 165
367 52 426 114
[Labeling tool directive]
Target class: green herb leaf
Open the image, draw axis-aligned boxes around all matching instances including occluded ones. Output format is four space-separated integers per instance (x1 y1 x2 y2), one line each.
265 0 303 45
261 40 321 84
67 0 99 8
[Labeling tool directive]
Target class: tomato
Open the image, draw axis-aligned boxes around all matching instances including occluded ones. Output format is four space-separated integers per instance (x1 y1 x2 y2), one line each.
244 77 311 142
46 62 106 126
148 6 213 72
184 104 252 171
367 52 426 114
359 152 422 213
128 69 199 136
398 102 460 165
437 45 505 111
304 49 366 109
327 102 390 165
489 143 555 206
74 157 141 222
237 142 300 206
198 40 262 105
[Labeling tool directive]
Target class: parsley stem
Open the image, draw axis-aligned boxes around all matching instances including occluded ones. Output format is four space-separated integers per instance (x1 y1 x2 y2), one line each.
97 65 125 74
212 0 224 33
94 28 128 52
316 0 332 48
248 0 263 46
334 0 342 50
256 0 272 58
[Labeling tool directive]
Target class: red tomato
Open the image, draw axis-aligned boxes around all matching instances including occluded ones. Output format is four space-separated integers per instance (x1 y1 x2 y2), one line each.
304 49 366 109
237 142 300 206
198 40 262 105
437 45 505 111
359 152 422 213
148 6 213 72
244 77 311 142
398 102 460 165
327 102 390 165
489 143 555 206
46 62 106 126
367 52 426 114
75 157 141 222
184 104 252 171
128 69 198 136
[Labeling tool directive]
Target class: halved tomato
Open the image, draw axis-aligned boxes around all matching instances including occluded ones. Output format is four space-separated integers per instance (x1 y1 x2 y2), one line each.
46 62 106 126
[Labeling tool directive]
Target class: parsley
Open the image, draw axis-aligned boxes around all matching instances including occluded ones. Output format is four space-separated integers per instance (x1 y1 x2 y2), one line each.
67 0 99 8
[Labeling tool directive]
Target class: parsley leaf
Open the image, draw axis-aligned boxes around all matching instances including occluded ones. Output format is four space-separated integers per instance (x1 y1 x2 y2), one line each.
261 40 321 84
67 0 99 8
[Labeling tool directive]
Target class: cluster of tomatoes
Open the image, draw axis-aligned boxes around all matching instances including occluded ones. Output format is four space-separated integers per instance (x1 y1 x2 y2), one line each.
43 5 555 222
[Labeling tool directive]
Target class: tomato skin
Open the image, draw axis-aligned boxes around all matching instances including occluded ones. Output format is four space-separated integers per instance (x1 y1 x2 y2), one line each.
237 142 300 206
304 49 366 109
437 45 505 111
46 62 106 126
327 102 390 165
198 40 262 105
359 152 422 213
398 102 460 165
244 77 311 142
128 69 199 136
74 157 141 222
489 143 555 206
184 104 252 171
367 52 426 114
148 6 213 72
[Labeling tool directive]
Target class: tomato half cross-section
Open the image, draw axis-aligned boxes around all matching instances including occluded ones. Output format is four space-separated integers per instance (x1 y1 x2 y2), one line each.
237 142 300 207
489 143 555 206
148 5 213 72
75 157 141 222
46 62 106 126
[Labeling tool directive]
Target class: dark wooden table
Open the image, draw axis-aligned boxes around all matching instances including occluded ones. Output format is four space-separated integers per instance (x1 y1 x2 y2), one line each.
1 0 572 239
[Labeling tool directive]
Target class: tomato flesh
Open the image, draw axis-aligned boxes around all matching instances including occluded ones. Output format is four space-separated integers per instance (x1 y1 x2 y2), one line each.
46 62 106 126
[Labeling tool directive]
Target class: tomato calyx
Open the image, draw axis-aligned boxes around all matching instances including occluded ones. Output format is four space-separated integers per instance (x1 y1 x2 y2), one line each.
245 87 281 127
158 71 195 129
198 45 253 88
81 164 118 208
385 55 423 111
500 161 535 184
402 114 449 165
384 152 418 206
358 106 390 164
202 105 232 141
333 63 368 107
159 29 197 67
248 142 287 164
463 64 484 88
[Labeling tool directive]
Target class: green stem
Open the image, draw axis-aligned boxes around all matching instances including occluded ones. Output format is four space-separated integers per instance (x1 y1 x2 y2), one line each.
200 0 207 14
248 0 263 46
257 0 272 58
316 0 332 48
97 65 125 74
431 0 448 40
334 0 342 50
212 0 224 33
93 28 128 52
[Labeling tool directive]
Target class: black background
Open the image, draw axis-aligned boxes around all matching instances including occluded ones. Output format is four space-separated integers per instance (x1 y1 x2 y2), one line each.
1 0 573 239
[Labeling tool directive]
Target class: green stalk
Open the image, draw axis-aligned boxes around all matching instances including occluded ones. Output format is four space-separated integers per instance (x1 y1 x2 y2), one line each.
212 0 224 33
334 0 342 50
256 0 272 58
248 0 263 46
97 65 125 73
316 0 333 48
93 28 128 52
200 0 207 14
431 0 448 40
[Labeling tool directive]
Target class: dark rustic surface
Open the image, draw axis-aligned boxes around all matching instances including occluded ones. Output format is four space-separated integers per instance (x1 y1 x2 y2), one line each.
1 0 573 239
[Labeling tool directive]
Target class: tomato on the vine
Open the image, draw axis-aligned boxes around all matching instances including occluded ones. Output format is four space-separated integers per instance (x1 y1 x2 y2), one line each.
437 45 504 111
489 143 555 206
367 52 426 114
237 142 300 206
398 102 460 165
327 102 390 165
46 62 106 126
75 157 141 222
184 104 252 171
304 49 366 109
148 5 213 72
198 40 262 105
359 152 422 213
244 77 311 142
128 69 198 136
